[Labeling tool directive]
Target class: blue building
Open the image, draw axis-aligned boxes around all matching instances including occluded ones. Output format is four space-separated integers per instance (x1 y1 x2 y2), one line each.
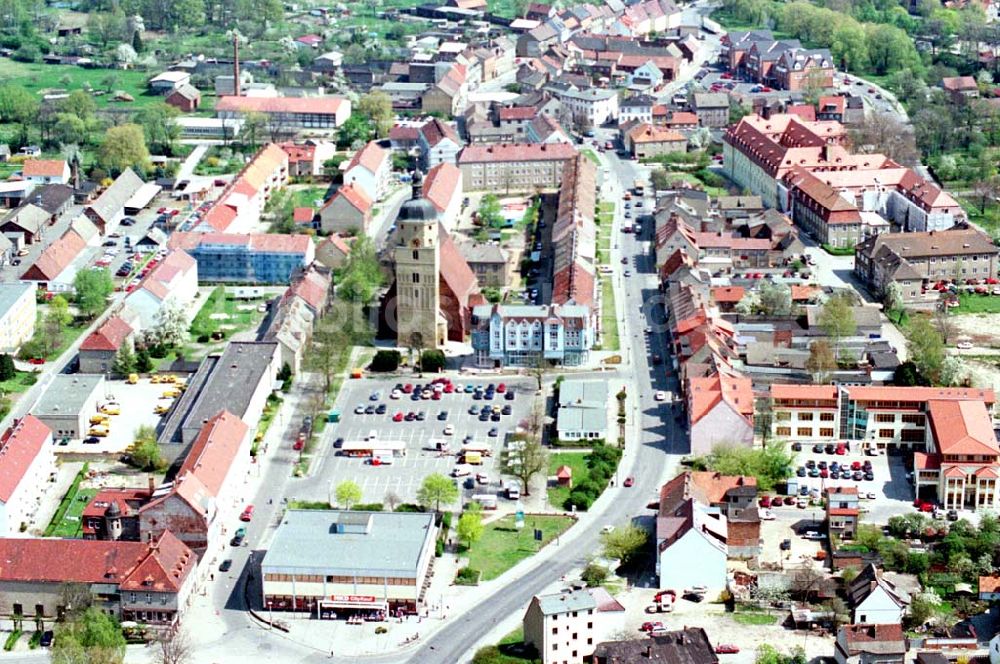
168 232 315 284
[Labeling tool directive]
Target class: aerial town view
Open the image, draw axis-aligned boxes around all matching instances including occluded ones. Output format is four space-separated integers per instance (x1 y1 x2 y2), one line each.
0 0 999 662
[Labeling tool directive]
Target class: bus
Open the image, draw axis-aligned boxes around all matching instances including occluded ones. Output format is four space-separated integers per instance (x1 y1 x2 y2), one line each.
340 439 407 458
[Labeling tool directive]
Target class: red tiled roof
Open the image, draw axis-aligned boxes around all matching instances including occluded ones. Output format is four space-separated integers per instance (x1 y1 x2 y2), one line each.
927 399 999 456
170 232 312 255
21 230 86 282
942 75 978 91
458 142 578 163
769 384 838 401
80 316 133 352
438 223 481 306
327 183 372 215
288 268 329 312
389 125 421 141
139 249 196 301
556 465 572 479
216 95 347 116
320 234 352 257
293 207 315 224
0 416 50 502
419 118 460 147
0 531 193 591
980 575 1000 593
711 286 745 303
248 234 313 254
627 123 686 144
688 371 753 425
178 410 249 498
279 142 316 164
498 106 537 121
665 111 698 126
849 386 995 403
346 141 388 175
790 284 821 301
828 507 859 516
785 104 816 122
82 488 152 522
22 159 67 178
842 623 904 647
422 163 461 213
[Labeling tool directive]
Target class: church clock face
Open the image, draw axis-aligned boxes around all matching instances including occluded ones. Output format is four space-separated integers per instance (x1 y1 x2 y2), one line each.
411 238 422 248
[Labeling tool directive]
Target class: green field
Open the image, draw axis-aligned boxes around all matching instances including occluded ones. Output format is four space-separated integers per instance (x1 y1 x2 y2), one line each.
954 292 1000 314
189 287 268 339
0 370 38 395
599 276 619 351
292 186 330 209
46 486 97 538
581 148 601 165
0 58 164 109
465 514 574 580
547 451 591 509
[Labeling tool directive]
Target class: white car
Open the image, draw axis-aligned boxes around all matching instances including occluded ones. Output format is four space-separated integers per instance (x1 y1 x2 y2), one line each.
354 405 365 414
655 391 667 401
956 341 973 349
443 424 454 435
866 491 877 500
601 525 615 533
390 390 401 400
802 531 825 540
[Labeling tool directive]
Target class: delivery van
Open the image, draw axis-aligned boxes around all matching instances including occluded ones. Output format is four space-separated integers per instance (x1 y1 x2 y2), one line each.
89 414 109 425
464 451 483 465
88 425 109 437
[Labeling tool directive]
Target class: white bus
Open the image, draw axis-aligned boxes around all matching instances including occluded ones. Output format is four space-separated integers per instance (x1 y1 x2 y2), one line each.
470 494 498 510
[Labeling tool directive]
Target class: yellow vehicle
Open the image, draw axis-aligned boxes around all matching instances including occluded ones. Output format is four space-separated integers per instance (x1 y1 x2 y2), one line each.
492 405 502 414
153 403 171 415
160 374 177 384
89 414 109 425
161 388 181 399
101 403 121 416
464 451 483 465
127 374 138 384
150 375 162 384
87 425 109 437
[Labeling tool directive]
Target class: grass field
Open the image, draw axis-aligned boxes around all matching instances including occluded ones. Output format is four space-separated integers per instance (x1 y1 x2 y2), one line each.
954 292 1000 314
189 287 267 339
46 484 97 538
547 451 590 509
730 610 778 626
0 58 163 109
465 514 574 580
291 186 330 209
599 276 620 351
0 370 38 395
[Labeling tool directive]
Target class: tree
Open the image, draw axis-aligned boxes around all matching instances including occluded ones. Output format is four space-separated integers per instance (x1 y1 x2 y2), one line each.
905 316 947 385
0 84 40 146
97 124 150 175
43 295 72 354
242 112 268 151
384 490 401 512
335 480 362 509
129 425 164 471
754 644 807 664
53 113 90 146
882 281 904 314
581 563 609 586
421 349 446 373
0 354 15 381
131 28 144 54
136 347 153 373
52 607 126 664
805 339 837 382
457 510 484 549
337 113 374 149
370 350 401 372
830 22 868 72
476 194 503 229
136 103 181 155
501 434 548 496
757 280 792 316
307 316 345 393
848 113 919 167
338 235 383 305
416 473 459 512
152 626 191 664
73 268 114 319
151 302 188 348
972 176 1000 215
600 524 647 565
112 345 137 375
59 90 97 121
693 444 794 492
356 91 394 138
819 292 856 357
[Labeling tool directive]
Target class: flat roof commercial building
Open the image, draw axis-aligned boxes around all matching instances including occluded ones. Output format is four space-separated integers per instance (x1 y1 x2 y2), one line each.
261 510 437 614
33 374 105 440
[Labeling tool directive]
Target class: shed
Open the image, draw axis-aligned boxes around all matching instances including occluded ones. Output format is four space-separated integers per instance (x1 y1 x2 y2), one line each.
556 465 573 487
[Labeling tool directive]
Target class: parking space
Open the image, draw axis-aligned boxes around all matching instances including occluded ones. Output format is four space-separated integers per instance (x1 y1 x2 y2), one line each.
786 441 889 500
60 376 185 454
319 377 536 504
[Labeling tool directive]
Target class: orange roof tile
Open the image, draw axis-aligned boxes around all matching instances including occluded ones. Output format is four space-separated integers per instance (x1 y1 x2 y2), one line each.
346 141 388 175
688 372 753 425
80 316 133 352
0 416 51 502
422 163 461 214
928 399 999 456
22 159 67 178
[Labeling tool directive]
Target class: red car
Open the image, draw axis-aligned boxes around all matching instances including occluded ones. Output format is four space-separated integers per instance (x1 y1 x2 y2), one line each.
444 384 454 393
919 501 935 513
835 444 847 455
170 209 180 216
759 495 771 508
240 505 254 522
640 621 664 632
623 476 634 487
157 207 167 214
293 439 304 451
27 357 45 365
715 644 740 654
393 412 404 422
851 461 862 471
497 383 506 393
403 384 414 393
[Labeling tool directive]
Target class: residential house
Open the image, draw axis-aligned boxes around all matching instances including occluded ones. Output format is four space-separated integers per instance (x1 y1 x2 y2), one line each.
262 266 330 373
847 564 910 625
834 624 906 664
317 183 372 236
592 628 719 664
168 233 314 285
215 96 351 130
21 159 70 187
471 303 593 367
692 93 730 128
619 94 655 124
855 228 998 302
942 76 980 104
279 141 337 179
78 315 135 375
980 575 1000 602
123 250 199 331
0 416 55 535
523 589 626 664
84 168 144 234
0 283 36 353
81 487 152 541
315 234 351 270
418 119 463 170
140 410 252 559
33 374 105 440
422 162 463 229
1 205 50 245
421 63 467 117
687 371 754 454
0 532 197 627
552 87 619 127
19 228 87 290
165 84 201 112
525 114 572 144
623 122 687 158
195 144 289 233
826 486 860 539
459 242 510 287
458 143 578 192
24 184 75 222
556 379 607 441
343 141 391 202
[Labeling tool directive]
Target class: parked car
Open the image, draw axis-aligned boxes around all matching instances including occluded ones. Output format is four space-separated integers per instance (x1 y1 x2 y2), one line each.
240 505 254 522
220 559 233 572
623 476 634 487
715 644 740 654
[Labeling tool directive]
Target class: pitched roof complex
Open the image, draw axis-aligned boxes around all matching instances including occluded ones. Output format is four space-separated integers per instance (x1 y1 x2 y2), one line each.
422 163 462 214
80 315 133 352
0 416 51 503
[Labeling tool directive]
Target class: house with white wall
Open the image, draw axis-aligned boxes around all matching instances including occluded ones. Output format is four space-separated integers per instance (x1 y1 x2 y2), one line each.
343 141 391 202
523 588 625 664
0 416 55 535
847 564 910 625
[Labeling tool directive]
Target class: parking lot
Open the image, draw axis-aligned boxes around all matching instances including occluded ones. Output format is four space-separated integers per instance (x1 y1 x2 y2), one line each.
60 376 186 454
317 377 536 504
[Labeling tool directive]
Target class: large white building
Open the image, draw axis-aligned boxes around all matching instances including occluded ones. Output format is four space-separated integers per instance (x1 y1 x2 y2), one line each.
0 283 36 353
523 589 625 664
344 141 392 202
552 88 619 128
557 379 608 442
0 416 55 535
471 304 594 367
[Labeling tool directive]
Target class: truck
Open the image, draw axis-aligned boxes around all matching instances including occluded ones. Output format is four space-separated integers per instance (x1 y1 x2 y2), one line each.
464 451 483 465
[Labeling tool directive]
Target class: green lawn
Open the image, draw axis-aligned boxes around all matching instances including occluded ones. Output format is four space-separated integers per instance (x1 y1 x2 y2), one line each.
581 148 601 165
47 487 97 538
0 58 164 109
599 276 620 351
954 292 1000 314
465 515 574 581
731 610 778 626
189 287 268 339
0 370 39 395
292 186 330 209
547 452 591 509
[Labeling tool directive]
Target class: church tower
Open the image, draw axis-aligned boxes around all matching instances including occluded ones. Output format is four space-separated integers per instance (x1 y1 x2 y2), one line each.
394 171 441 350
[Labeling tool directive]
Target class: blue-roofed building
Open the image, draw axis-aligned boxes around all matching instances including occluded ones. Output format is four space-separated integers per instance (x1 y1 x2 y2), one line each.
261 510 437 614
168 232 315 284
471 303 593 367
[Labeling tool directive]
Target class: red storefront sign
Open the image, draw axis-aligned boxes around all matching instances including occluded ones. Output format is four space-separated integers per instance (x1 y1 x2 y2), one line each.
329 595 377 603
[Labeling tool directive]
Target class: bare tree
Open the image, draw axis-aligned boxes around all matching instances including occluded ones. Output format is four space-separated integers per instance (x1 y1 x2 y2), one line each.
972 176 1000 215
789 565 826 601
154 627 192 664
59 583 92 619
848 113 920 167
500 433 548 497
383 490 401 512
934 303 956 345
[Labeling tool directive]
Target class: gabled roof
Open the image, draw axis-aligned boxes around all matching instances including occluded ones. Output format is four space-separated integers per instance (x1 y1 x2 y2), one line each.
177 410 249 499
216 95 348 116
422 163 462 214
0 416 51 502
80 315 133 352
21 229 86 282
419 118 461 147
927 399 999 457
22 159 67 178
847 563 909 610
346 141 388 175
688 371 753 425
324 183 373 216
119 530 197 593
86 168 143 224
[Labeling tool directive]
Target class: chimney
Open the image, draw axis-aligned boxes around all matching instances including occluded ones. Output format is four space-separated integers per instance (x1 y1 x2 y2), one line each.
148 475 155 493
233 34 241 97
